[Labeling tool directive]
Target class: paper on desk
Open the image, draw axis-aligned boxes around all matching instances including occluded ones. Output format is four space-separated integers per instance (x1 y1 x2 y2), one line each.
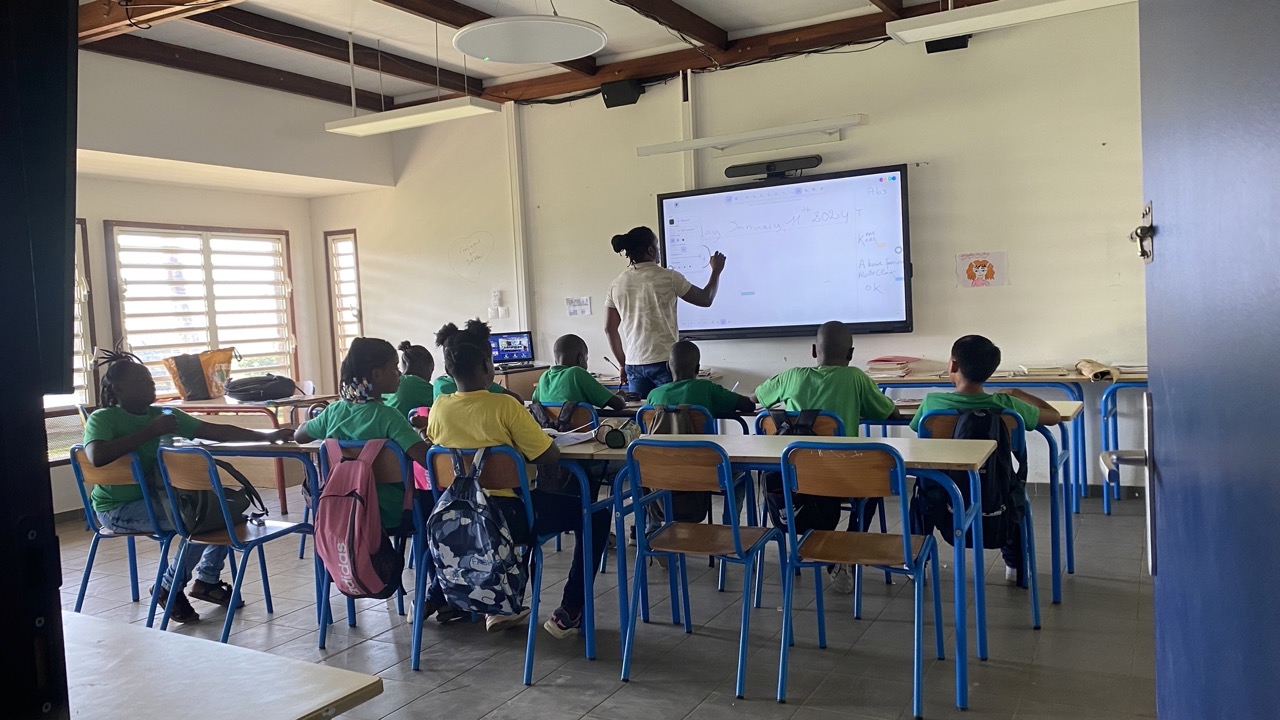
1075 358 1119 382
551 431 597 447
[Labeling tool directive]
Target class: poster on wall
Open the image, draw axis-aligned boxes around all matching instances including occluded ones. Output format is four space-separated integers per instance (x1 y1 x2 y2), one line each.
956 252 1008 288
566 296 592 317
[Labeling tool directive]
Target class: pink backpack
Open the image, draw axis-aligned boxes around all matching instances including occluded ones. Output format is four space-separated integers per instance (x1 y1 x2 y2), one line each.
409 407 431 491
314 439 409 600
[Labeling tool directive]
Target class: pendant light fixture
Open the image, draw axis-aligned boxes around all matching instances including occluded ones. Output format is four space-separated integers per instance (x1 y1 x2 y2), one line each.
452 0 606 65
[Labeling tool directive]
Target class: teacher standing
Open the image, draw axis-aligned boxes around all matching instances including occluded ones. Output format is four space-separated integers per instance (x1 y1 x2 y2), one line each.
604 226 726 396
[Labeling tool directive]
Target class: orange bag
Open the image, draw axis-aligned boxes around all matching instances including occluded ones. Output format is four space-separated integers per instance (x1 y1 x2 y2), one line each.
162 348 236 400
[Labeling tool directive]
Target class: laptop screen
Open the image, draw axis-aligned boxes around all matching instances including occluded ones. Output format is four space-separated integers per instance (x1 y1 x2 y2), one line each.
490 331 534 364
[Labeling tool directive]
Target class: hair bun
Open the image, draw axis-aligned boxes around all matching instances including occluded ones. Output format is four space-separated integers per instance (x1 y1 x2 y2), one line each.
610 234 627 253
435 323 460 348
398 340 412 352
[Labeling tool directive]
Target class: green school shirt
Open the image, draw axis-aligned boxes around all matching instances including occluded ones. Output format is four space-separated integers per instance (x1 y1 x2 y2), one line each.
754 366 895 436
304 400 423 528
432 376 506 397
532 365 616 408
83 406 203 512
384 374 435 418
647 378 745 419
908 391 1040 433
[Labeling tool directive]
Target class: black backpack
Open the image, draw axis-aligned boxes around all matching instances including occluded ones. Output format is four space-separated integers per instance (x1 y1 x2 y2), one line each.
529 401 590 495
644 404 711 524
225 374 298 402
912 410 1027 554
762 409 843 534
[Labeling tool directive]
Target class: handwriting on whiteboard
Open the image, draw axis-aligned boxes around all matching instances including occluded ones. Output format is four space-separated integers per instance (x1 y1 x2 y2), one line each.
449 231 495 283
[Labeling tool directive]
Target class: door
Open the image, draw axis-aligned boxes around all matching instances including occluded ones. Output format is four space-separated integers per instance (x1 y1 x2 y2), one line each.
1141 1 1280 716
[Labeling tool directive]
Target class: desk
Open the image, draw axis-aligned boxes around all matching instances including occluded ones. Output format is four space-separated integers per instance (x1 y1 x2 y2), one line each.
65 612 381 719
1099 380 1148 514
496 365 548 400
577 433 994 710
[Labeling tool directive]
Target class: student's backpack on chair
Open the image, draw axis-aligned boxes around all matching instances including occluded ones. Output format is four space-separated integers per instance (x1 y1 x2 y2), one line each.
645 404 711 524
529 400 586 495
912 409 1026 562
425 449 528 615
762 409 843 533
314 439 409 600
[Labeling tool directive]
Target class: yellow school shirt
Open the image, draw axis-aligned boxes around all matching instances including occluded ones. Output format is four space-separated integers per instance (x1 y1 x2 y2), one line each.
426 390 554 497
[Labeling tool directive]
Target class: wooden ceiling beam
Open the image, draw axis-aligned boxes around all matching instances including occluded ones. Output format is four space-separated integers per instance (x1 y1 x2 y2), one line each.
866 0 904 20
84 35 391 111
369 0 598 77
611 0 728 50
79 0 243 45
190 7 484 96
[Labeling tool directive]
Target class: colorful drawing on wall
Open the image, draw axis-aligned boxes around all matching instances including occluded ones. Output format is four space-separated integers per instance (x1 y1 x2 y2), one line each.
956 252 1007 288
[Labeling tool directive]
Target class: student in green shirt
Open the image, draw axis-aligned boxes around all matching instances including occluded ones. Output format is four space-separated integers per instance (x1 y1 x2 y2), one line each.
647 340 754 418
84 350 293 623
384 340 435 418
295 337 431 530
533 334 626 411
908 335 1061 432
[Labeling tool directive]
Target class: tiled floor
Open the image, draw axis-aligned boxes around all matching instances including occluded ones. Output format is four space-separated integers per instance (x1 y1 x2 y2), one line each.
59 486 1155 720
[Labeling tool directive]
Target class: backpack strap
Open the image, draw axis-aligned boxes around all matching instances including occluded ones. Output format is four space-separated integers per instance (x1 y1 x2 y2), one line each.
448 447 489 481
212 459 268 521
323 438 343 475
767 408 791 436
556 402 581 432
355 438 387 465
793 409 822 434
529 401 554 429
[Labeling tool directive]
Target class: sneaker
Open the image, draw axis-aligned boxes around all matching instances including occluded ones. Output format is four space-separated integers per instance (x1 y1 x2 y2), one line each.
1005 564 1019 584
435 607 470 625
152 585 200 624
829 565 854 595
485 608 531 632
543 606 582 640
190 579 245 609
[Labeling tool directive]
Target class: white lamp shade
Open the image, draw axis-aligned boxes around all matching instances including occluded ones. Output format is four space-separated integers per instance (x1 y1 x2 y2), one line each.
452 15 607 64
326 96 503 137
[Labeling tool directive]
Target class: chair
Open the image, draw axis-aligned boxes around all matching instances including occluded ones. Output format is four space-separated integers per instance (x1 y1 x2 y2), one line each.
918 410 1041 629
775 442 943 718
314 440 417 648
621 439 784 700
68 446 174 628
539 402 600 431
156 445 312 642
297 402 333 561
424 446 602 681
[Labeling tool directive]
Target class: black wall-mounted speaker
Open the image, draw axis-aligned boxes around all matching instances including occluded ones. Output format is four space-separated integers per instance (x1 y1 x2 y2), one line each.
601 79 645 108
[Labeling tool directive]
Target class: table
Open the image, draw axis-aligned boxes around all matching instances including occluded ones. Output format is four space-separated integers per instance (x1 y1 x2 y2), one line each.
568 433 995 710
496 365 548 400
1099 380 1148 514
65 612 381 719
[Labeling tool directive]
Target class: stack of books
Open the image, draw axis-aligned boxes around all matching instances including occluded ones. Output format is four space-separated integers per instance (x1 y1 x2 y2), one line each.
866 356 917 379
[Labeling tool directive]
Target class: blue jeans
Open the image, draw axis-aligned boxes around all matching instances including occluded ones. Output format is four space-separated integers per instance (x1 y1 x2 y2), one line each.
626 361 673 398
97 497 228 591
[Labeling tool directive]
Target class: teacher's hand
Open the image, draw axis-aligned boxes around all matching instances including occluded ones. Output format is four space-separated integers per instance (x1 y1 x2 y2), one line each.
709 251 727 274
619 367 628 387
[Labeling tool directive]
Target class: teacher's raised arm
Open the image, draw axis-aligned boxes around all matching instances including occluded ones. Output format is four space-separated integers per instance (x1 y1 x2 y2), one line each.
603 226 728 397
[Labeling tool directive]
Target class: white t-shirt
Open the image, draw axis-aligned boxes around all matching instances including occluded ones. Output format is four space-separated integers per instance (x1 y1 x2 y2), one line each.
605 262 693 366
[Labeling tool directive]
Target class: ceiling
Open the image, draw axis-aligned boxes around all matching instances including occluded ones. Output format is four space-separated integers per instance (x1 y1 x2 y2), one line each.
78 0 948 107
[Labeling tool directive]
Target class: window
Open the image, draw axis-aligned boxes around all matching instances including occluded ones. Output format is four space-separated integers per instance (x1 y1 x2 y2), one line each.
45 219 97 464
105 222 296 397
325 230 362 367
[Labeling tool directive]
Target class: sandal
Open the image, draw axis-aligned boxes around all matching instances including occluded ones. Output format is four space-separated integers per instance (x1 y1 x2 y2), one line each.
190 579 245 608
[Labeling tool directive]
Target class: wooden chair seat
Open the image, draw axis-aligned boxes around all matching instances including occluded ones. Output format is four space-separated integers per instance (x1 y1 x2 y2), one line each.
96 528 161 539
798 530 924 567
191 519 307 546
648 522 771 558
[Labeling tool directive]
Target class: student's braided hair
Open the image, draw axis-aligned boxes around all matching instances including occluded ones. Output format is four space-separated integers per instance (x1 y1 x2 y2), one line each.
435 319 491 379
610 226 657 264
95 347 145 408
398 340 434 373
339 337 397 403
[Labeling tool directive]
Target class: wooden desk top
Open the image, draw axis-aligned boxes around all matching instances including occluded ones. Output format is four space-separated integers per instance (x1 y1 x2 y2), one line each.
561 434 995 472
889 399 1083 423
163 394 338 411
65 612 381 720
183 440 325 454
874 372 1147 385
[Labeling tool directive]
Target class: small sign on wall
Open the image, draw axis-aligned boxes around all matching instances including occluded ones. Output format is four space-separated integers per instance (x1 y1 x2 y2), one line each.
566 296 592 317
956 252 1007 288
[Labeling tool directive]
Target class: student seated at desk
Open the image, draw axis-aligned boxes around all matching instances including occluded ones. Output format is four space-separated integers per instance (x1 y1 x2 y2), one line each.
424 319 610 640
753 321 900 594
646 340 754 418
908 334 1060 583
84 350 293 623
532 334 626 411
432 322 523 404
384 340 435 418
295 337 431 531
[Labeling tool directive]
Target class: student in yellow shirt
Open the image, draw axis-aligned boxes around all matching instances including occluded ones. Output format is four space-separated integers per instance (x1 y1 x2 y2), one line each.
426 319 610 639
753 321 900 594
533 334 626 411
384 340 435 418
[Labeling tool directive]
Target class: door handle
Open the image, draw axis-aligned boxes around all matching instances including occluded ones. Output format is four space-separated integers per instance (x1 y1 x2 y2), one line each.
1096 392 1156 575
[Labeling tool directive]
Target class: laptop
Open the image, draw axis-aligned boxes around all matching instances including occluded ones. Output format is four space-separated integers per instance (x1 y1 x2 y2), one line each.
490 331 534 369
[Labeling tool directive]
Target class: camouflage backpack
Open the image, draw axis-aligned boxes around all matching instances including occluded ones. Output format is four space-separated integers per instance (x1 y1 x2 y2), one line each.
424 449 528 615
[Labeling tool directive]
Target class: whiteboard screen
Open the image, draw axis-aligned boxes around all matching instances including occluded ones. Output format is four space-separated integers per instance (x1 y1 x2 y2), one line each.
658 164 912 340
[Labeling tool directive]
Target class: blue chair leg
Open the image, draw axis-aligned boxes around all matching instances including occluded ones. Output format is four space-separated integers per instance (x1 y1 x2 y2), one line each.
75 534 102 613
930 547 944 660
776 558 795 703
411 537 428 671
912 553 925 720
813 566 827 649
145 538 172 628
555 533 563 552
679 554 693 634
1024 513 1041 630
853 564 864 619
346 595 358 627
667 555 681 626
620 550 645 682
220 547 252 643
878 500 892 585
318 572 332 649
523 546 543 686
298 505 309 559
257 544 274 615
734 554 755 700
126 536 140 602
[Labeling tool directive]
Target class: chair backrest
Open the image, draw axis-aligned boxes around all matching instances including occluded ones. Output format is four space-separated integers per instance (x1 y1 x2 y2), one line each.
918 409 1026 452
628 439 730 494
755 409 845 437
68 445 158 534
155 445 241 540
636 404 715 434
325 443 410 486
427 445 526 493
540 402 600 430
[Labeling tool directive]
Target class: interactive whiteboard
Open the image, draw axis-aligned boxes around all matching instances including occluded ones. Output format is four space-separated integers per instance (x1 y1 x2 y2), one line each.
658 165 912 340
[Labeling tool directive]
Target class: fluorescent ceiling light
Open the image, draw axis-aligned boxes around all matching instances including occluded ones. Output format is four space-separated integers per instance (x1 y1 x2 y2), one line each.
887 0 1136 43
325 96 502 137
636 115 869 157
453 15 607 64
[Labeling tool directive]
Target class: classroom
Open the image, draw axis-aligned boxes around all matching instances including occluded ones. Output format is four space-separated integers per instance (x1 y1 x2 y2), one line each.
5 1 1276 719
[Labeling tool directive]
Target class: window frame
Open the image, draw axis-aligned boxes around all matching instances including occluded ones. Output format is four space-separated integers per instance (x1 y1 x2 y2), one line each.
102 220 300 397
46 219 97 467
324 228 363 378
